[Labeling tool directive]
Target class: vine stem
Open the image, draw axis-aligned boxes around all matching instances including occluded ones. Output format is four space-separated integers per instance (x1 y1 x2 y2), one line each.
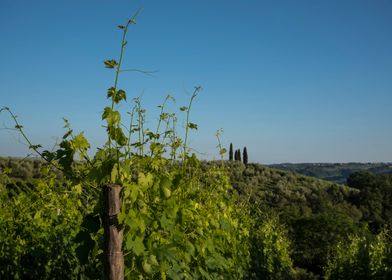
151 95 173 156
0 107 64 174
108 9 142 151
215 128 225 168
126 105 137 159
182 86 201 161
0 107 97 188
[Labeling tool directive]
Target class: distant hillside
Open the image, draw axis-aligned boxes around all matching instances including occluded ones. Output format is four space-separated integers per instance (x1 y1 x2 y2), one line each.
268 162 392 184
221 161 374 277
218 161 392 277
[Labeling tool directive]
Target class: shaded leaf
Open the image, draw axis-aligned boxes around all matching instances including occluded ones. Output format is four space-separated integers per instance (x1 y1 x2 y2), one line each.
188 122 198 130
104 59 118 69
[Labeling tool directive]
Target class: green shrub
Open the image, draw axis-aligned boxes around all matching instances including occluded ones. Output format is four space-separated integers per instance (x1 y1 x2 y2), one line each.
248 215 295 279
325 228 392 280
0 176 97 279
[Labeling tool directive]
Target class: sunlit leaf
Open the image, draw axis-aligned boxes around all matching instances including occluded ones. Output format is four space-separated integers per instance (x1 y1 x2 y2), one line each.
102 107 121 126
71 133 90 159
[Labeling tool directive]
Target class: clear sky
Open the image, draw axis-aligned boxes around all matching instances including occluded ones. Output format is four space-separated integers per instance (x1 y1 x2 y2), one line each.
1 0 391 163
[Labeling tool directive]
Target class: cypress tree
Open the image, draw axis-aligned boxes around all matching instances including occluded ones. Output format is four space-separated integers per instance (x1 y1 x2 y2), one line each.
243 147 248 165
229 143 233 161
238 149 241 162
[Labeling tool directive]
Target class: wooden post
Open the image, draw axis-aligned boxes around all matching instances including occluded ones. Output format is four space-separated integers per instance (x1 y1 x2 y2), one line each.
103 184 124 280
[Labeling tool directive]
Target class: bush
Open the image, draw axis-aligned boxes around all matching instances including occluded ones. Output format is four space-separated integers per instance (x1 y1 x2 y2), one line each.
0 176 98 279
324 228 392 280
248 214 295 279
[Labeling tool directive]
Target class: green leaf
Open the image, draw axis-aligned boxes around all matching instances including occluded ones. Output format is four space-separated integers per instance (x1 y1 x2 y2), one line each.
102 107 121 126
73 184 82 194
29 144 42 150
138 172 154 189
107 87 116 99
160 176 171 190
104 59 118 68
106 88 127 104
180 106 188 111
111 164 118 183
125 235 145 256
161 186 171 199
115 89 127 103
129 186 139 204
149 254 159 266
71 133 90 159
160 112 169 120
159 214 173 230
41 150 56 161
188 122 198 130
108 127 127 146
206 238 215 253
3 167 12 175
185 240 195 256
219 148 227 156
62 129 73 139
142 260 153 275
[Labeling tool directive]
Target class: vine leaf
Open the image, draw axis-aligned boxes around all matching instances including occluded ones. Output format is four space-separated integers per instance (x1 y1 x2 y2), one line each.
104 59 118 69
102 107 121 126
188 123 198 130
125 235 145 256
138 172 154 189
71 133 90 159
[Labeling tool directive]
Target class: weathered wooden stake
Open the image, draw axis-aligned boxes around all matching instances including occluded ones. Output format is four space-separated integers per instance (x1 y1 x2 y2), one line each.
103 184 124 280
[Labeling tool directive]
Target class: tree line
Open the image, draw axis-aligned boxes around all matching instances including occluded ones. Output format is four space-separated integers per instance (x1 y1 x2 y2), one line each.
229 143 248 165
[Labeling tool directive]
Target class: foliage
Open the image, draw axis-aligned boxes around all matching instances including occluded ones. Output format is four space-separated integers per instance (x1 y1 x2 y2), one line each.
83 14 254 279
269 162 392 184
290 211 361 275
226 161 363 277
248 214 295 279
0 172 99 279
324 228 392 280
3 156 392 278
346 171 392 232
119 159 251 279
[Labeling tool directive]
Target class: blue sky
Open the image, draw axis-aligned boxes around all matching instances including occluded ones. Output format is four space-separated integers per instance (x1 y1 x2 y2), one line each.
1 0 391 163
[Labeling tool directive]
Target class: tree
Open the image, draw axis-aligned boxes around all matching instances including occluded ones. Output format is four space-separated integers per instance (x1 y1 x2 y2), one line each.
243 147 248 165
237 149 241 162
229 143 233 161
